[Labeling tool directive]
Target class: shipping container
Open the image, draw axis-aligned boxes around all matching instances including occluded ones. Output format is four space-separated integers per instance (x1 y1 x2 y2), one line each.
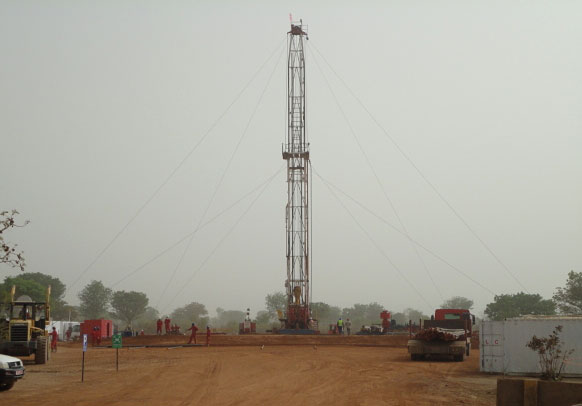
80 319 113 340
480 316 582 377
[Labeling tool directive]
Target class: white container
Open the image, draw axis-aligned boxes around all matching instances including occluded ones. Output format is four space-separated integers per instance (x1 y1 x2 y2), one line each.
480 316 582 377
45 321 81 341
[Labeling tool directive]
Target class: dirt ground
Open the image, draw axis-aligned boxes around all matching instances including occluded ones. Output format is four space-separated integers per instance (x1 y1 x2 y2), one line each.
3 335 496 406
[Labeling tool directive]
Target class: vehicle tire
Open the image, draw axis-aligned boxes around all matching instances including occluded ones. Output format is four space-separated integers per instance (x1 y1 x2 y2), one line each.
35 336 48 364
410 354 417 361
0 381 15 391
454 353 464 362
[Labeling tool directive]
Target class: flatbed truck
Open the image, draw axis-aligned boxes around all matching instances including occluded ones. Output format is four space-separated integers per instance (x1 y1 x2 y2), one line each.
407 308 474 362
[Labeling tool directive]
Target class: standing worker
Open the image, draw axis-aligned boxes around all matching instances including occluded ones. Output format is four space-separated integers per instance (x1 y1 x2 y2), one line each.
337 318 343 335
345 318 352 336
91 326 97 346
206 325 211 347
186 323 198 344
164 317 171 335
49 326 59 352
95 326 102 346
156 319 163 335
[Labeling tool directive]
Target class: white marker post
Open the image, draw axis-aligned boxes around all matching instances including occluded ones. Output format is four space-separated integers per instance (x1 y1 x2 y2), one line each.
81 333 88 382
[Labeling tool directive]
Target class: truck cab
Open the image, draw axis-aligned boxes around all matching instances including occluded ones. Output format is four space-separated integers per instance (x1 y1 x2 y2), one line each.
408 308 475 361
434 309 475 335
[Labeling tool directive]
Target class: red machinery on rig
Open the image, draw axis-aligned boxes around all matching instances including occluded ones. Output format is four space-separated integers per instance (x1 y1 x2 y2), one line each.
356 311 392 335
380 311 392 333
239 308 256 335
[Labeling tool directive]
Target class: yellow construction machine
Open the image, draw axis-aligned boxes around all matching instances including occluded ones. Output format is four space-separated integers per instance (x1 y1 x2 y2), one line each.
0 285 51 364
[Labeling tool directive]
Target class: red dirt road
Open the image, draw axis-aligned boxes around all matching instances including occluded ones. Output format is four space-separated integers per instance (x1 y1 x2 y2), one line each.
4 335 496 406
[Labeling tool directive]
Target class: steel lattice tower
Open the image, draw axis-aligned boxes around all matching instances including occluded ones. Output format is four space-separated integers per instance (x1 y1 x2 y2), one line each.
282 21 311 329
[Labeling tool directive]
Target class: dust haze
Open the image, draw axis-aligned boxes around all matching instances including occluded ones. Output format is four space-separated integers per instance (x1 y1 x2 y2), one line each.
1 1 581 318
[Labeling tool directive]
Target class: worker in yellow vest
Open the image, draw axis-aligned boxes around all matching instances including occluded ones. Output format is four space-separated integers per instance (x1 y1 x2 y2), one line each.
337 318 344 335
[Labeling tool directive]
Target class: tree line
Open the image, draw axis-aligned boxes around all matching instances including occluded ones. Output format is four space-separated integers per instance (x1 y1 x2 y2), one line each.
0 270 581 333
484 271 581 320
2 210 581 329
257 271 582 328
2 210 582 328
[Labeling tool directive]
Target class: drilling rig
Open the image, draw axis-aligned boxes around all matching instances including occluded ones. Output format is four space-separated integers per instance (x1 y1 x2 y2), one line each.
280 20 315 333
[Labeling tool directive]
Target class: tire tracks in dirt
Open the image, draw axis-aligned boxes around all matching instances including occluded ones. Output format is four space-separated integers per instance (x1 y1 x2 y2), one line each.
4 344 496 406
177 359 222 406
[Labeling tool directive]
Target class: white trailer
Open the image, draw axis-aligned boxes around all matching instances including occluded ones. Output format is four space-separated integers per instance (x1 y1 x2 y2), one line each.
480 316 582 377
45 321 80 341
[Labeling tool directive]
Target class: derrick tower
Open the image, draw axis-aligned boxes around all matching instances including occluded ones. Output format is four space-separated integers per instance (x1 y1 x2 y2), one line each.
282 21 311 330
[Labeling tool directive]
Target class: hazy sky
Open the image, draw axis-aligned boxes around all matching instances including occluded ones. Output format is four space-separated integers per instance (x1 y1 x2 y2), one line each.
1 1 581 318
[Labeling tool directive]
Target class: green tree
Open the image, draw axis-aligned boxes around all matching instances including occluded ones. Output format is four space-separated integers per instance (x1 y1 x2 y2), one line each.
311 302 341 320
211 308 246 333
78 280 112 319
132 306 160 333
61 304 80 321
0 210 29 271
310 302 341 329
110 290 149 328
265 291 287 321
391 312 407 326
170 302 209 330
404 308 430 324
553 271 582 314
441 296 474 310
389 309 429 327
255 310 274 331
1 272 68 319
0 277 45 302
342 302 386 330
485 292 556 320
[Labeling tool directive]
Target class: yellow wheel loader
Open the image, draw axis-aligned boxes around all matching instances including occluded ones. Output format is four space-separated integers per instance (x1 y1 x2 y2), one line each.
0 285 51 364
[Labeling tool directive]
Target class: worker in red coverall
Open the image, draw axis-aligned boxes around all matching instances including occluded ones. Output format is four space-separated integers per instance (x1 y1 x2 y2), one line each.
49 327 59 352
206 325 211 347
94 326 101 346
164 317 171 335
156 319 163 335
187 323 198 344
91 326 97 346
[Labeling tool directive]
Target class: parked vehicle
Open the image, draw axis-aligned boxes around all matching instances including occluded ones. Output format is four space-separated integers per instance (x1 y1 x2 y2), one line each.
407 308 474 362
0 354 25 391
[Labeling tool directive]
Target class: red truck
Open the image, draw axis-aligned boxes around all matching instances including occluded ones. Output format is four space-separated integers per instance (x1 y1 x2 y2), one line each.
434 309 475 334
407 309 475 361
